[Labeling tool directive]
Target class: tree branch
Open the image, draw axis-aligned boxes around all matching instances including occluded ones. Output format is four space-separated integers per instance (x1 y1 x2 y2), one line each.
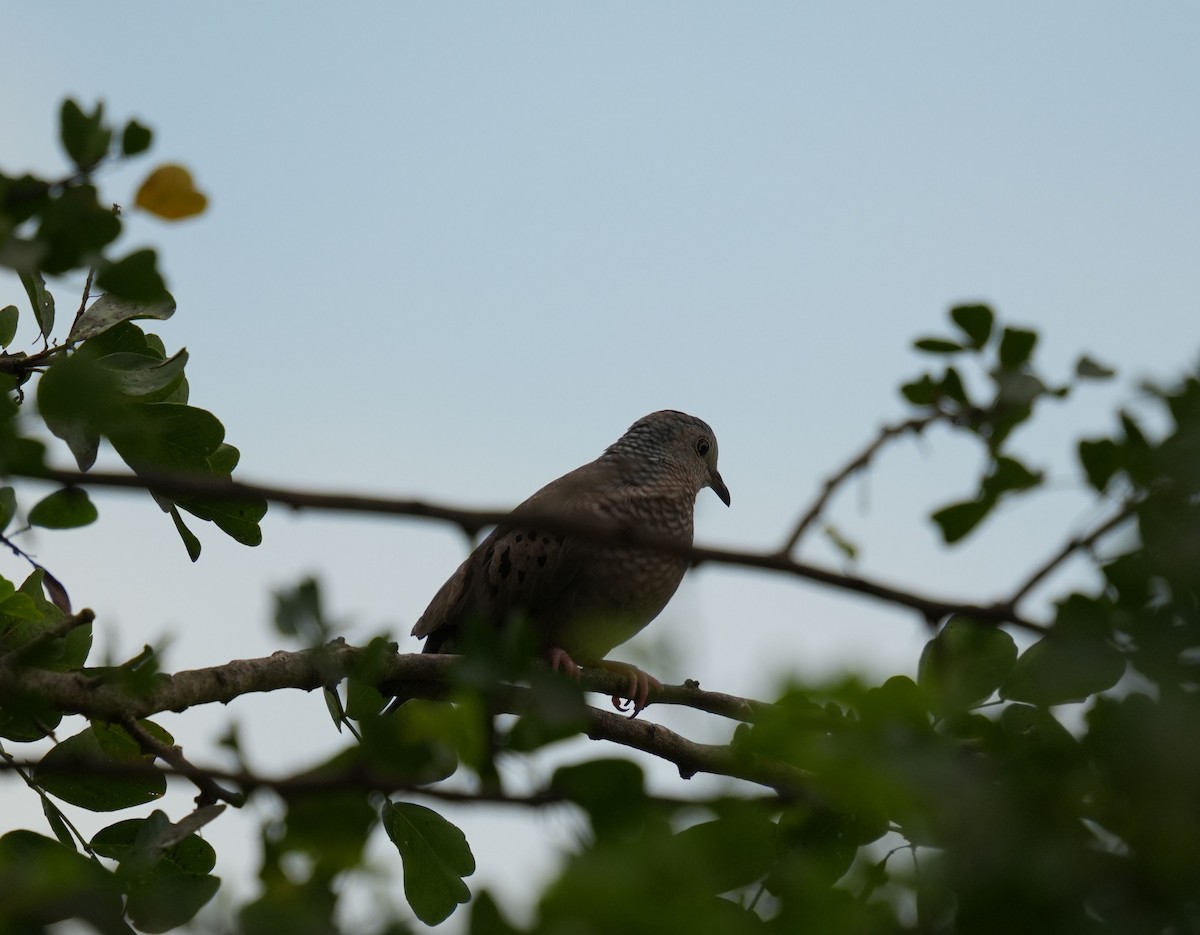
21 466 1046 632
0 643 768 725
0 642 809 794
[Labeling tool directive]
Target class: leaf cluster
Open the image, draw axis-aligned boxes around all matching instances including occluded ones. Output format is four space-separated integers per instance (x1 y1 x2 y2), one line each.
904 304 1115 543
0 98 264 560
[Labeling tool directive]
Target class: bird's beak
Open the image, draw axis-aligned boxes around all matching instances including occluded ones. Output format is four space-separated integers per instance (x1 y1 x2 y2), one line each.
708 468 731 506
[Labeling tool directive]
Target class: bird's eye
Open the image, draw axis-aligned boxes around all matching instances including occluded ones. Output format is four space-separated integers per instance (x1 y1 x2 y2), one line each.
696 437 711 456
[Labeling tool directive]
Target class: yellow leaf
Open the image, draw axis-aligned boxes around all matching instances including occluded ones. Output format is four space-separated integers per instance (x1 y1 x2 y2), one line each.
135 164 208 220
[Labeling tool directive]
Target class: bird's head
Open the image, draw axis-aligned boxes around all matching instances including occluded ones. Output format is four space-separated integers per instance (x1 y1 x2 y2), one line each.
607 410 731 506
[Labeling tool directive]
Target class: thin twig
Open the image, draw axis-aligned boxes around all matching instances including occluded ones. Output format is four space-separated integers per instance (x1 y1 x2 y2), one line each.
1006 499 1141 607
71 267 95 337
121 716 243 808
0 755 792 810
779 414 943 555
0 742 98 857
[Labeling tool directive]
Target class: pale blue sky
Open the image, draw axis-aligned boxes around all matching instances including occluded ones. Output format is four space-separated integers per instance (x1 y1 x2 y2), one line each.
4 4 1199 928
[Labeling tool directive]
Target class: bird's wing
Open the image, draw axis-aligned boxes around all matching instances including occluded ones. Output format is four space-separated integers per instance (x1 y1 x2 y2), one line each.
411 459 623 648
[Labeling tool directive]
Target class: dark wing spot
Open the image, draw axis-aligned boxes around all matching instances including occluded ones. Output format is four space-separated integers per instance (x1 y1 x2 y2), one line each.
542 536 551 545
527 529 538 540
484 544 495 562
537 555 547 567
498 546 512 579
517 570 526 584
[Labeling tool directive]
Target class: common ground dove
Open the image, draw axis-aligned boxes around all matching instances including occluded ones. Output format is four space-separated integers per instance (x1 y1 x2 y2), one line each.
410 410 730 716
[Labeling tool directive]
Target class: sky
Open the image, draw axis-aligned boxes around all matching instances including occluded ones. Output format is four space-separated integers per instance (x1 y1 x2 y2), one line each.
4 4 1200 930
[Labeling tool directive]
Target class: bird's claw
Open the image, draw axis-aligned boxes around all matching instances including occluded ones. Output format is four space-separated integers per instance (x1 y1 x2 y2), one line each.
599 660 662 719
547 647 581 680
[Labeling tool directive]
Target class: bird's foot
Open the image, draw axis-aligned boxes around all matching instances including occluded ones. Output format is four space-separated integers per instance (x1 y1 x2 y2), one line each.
547 646 581 680
597 659 662 719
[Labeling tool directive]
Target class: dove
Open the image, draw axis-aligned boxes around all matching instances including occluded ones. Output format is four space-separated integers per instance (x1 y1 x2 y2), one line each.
409 410 729 717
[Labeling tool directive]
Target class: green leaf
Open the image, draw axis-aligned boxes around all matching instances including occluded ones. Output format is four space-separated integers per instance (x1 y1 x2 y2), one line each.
999 704 1079 760
469 891 522 935
78 318 155 357
0 305 18 346
997 326 1038 370
1001 595 1126 705
672 814 779 894
28 487 98 529
68 293 176 343
128 867 221 933
1075 355 1116 380
930 498 993 544
0 830 125 929
993 369 1046 407
109 402 224 473
35 184 123 274
94 719 173 758
551 759 647 839
0 571 89 673
0 591 44 623
35 725 166 811
92 814 220 932
59 100 110 170
273 577 330 644
91 815 217 873
913 338 963 354
0 172 51 225
41 798 77 850
1079 438 1121 491
38 351 132 471
981 456 1043 497
344 676 386 721
918 617 1017 712
207 442 240 474
822 524 858 561
177 493 266 546
168 505 202 561
1119 410 1150 453
122 119 154 156
353 702 460 784
274 785 375 873
901 374 938 406
323 685 347 733
99 349 189 398
773 804 866 887
96 248 168 302
940 366 968 405
0 486 16 533
383 802 475 925
19 269 55 339
505 669 589 752
60 98 112 170
0 694 63 742
950 303 994 348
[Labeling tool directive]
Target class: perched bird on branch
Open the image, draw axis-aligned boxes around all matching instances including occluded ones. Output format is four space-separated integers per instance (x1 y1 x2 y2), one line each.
409 410 730 717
